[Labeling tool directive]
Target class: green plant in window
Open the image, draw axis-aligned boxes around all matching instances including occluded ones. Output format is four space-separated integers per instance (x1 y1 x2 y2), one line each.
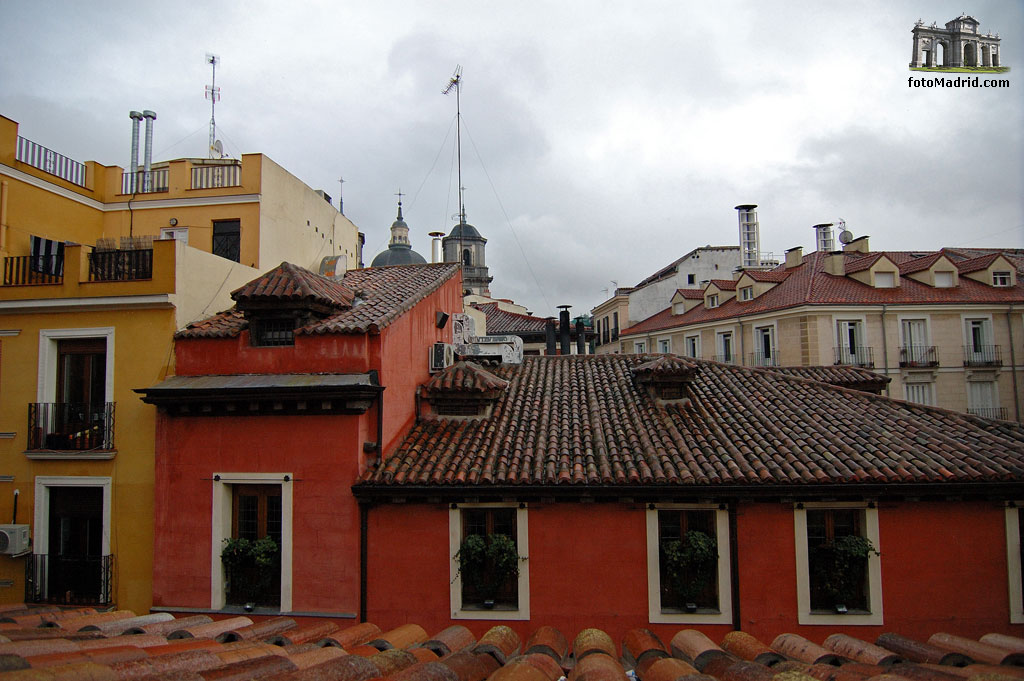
221 537 279 605
455 533 519 602
661 529 718 603
810 534 879 608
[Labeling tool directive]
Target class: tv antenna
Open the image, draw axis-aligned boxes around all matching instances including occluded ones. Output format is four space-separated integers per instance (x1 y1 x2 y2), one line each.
837 219 854 245
205 53 221 158
443 65 465 258
338 177 345 214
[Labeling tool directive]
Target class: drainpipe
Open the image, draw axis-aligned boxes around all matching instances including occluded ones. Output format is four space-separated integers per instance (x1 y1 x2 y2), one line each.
359 501 369 622
129 111 143 192
737 319 745 366
729 501 741 630
142 110 156 192
1008 304 1021 422
881 304 891 397
0 180 8 252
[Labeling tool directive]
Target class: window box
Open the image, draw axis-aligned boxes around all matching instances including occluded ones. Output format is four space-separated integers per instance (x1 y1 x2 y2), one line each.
449 504 529 620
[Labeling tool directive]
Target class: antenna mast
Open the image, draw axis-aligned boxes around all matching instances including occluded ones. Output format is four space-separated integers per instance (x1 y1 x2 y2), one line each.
443 65 464 261
205 53 221 158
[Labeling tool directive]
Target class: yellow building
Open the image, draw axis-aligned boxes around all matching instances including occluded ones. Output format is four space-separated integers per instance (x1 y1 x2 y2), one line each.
0 114 362 611
619 237 1024 421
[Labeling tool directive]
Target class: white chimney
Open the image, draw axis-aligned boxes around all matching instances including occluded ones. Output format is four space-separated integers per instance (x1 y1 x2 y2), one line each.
142 110 156 192
735 204 760 268
813 223 835 252
129 111 143 192
428 231 445 264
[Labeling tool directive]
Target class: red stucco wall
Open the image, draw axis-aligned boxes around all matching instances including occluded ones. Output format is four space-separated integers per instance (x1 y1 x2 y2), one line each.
364 499 1022 644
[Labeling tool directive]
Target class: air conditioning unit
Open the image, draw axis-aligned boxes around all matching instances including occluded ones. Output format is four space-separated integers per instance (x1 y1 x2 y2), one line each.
0 525 30 555
430 343 455 372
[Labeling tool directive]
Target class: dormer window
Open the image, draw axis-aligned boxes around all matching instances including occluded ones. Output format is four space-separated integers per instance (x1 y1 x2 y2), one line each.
250 317 297 347
874 272 896 288
994 271 1011 287
740 286 754 301
934 271 954 288
707 294 719 308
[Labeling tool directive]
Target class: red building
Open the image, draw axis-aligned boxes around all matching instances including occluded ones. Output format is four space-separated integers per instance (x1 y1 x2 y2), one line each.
139 261 463 617
356 354 1024 643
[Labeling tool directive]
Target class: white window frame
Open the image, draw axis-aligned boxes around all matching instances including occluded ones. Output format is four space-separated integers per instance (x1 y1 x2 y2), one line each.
993 271 1011 287
874 271 896 288
934 270 955 288
716 331 734 363
684 335 701 359
658 337 672 354
966 378 998 413
898 316 930 348
753 323 777 366
794 502 883 625
646 504 732 625
38 327 115 403
449 503 530 620
834 316 868 365
902 379 935 406
963 314 993 356
707 294 719 308
1006 504 1024 623
740 286 754 301
211 473 294 612
160 227 189 245
634 341 646 353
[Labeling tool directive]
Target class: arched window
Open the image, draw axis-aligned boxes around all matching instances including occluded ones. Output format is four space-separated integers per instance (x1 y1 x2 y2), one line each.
463 249 472 267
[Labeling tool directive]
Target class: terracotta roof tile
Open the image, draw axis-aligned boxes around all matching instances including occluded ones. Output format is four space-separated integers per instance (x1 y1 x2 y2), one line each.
955 252 1002 274
231 262 355 308
709 279 737 291
741 269 790 283
178 263 460 339
425 362 509 395
762 365 891 392
359 355 1024 490
471 303 549 334
898 253 944 275
674 289 705 300
622 249 1024 337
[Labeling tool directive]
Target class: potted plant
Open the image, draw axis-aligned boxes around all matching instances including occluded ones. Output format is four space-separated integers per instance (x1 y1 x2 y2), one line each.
661 530 718 611
455 533 519 608
810 534 879 612
221 536 280 606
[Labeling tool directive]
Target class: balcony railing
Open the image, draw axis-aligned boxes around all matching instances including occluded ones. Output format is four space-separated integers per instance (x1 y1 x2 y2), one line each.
968 406 1008 420
834 346 875 368
2 254 63 285
88 249 153 282
16 136 87 187
27 402 115 451
713 354 736 364
121 169 169 194
26 554 114 606
191 163 241 189
963 345 1002 367
899 345 939 368
749 350 779 367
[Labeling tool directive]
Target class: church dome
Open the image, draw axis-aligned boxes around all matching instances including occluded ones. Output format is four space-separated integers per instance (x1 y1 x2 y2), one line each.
371 199 427 267
448 220 482 239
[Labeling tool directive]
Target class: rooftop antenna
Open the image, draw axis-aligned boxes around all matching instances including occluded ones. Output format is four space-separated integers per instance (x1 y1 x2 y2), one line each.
338 177 345 214
443 65 464 261
205 53 221 158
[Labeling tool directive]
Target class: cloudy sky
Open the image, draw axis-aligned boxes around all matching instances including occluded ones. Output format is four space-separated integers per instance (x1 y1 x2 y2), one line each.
2 0 1021 318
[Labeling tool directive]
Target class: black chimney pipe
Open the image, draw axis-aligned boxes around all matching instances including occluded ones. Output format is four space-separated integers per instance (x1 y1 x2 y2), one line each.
559 308 571 355
545 318 557 355
576 320 586 355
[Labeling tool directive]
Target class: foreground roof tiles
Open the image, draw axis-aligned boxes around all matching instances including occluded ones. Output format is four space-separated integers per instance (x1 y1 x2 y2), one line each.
361 355 1024 490
2 604 1023 681
763 365 891 393
178 263 460 338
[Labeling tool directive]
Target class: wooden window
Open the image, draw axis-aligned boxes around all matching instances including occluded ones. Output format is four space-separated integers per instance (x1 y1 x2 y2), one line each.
228 485 282 607
657 509 718 611
459 508 518 609
806 508 870 612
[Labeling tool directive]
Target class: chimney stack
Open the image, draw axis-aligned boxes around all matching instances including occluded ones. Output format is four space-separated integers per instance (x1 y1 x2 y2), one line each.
813 223 835 252
785 246 803 269
129 111 143 192
142 110 157 192
825 251 846 276
575 320 586 355
429 232 445 263
545 318 557 355
735 204 760 268
558 306 572 355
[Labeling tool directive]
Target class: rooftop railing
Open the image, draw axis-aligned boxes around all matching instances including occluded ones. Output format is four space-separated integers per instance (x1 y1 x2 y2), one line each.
88 248 153 282
2 254 63 285
121 169 169 194
26 554 114 606
16 136 87 187
968 406 1008 420
191 163 241 189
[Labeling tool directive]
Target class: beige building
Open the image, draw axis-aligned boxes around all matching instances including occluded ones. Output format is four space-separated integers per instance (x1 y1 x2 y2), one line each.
620 237 1023 421
0 113 361 612
592 288 631 355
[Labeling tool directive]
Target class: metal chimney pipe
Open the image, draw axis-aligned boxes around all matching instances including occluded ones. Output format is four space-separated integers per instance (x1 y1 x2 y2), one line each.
545 318 557 355
429 231 445 264
558 306 572 356
142 110 156 192
129 111 143 192
576 320 586 355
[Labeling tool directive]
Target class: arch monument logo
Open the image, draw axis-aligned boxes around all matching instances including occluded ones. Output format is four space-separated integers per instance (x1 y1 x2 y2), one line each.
910 14 1009 73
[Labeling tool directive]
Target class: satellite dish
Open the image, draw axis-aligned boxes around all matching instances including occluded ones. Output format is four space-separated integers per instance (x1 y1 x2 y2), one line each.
838 230 854 245
213 139 224 157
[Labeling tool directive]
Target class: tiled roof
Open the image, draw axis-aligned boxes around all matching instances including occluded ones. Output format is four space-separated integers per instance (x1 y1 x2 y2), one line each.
425 362 509 395
740 269 790 283
361 355 1024 490
621 249 1024 337
631 354 699 379
178 263 460 339
708 279 736 291
231 261 355 309
673 289 704 300
762 365 891 392
845 253 886 274
471 304 548 334
955 252 1002 274
1 605 1022 681
897 253 943 275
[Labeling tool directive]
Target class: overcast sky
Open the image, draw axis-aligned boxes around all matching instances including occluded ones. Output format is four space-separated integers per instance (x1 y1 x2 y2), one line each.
2 0 1021 319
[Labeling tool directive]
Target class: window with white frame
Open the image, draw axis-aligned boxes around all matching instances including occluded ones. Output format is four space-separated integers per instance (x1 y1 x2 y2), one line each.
753 326 776 366
684 335 700 359
874 272 896 288
836 320 867 366
934 271 954 288
1005 504 1024 624
635 341 646 353
993 271 1012 287
707 294 719 308
964 318 994 365
794 502 882 625
658 338 671 354
646 504 732 624
967 380 999 417
449 503 529 620
740 286 754 301
716 331 734 363
903 380 935 406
